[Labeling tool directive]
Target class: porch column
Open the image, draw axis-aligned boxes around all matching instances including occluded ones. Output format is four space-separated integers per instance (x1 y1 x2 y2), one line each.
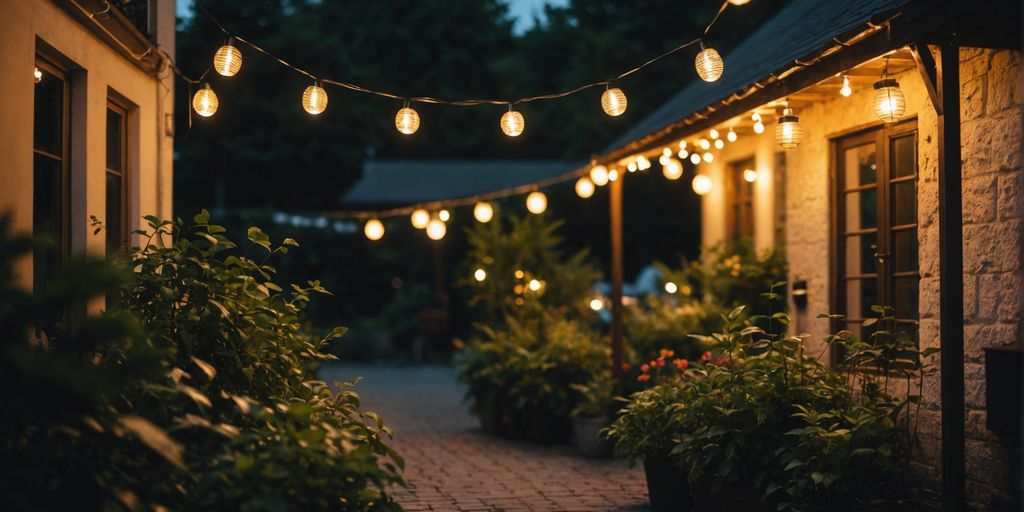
937 41 965 511
610 177 624 380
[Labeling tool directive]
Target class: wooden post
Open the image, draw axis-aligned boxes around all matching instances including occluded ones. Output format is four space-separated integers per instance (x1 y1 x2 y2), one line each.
610 177 625 379
937 41 965 512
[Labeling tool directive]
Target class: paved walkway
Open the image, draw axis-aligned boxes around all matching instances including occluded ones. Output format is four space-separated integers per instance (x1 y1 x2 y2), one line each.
319 364 649 512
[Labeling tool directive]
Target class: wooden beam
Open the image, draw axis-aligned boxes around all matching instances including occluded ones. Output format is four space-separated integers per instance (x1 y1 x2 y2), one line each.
609 178 625 382
911 43 943 115
937 41 966 512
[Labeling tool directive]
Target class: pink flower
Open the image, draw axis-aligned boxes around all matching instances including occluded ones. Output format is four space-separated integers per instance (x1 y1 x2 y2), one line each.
637 374 651 383
701 350 712 362
640 364 650 373
656 359 666 368
673 358 689 371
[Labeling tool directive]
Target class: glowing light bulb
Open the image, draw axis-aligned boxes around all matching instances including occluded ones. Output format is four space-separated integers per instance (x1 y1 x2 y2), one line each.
695 46 724 82
702 152 714 163
709 128 720 140
526 191 547 214
608 169 620 182
364 219 385 240
438 209 451 222
501 107 525 137
627 161 637 173
714 139 725 150
840 74 852 97
192 83 219 117
33 67 42 83
662 158 683 180
776 107 803 149
590 164 609 186
727 128 737 142
664 282 678 294
410 209 430 229
728 0 751 5
699 138 711 150
575 177 595 198
637 156 651 171
528 279 542 292
692 174 712 195
514 270 525 279
753 120 765 134
690 153 702 165
601 86 628 116
873 79 905 122
213 39 242 77
395 103 420 134
302 82 328 115
589 298 604 311
473 202 494 223
743 169 758 183
474 268 487 282
426 218 446 240
678 148 689 159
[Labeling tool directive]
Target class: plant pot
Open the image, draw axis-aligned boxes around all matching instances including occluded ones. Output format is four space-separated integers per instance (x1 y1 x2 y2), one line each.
573 415 612 458
643 457 692 512
477 402 501 436
521 407 571 444
498 404 523 440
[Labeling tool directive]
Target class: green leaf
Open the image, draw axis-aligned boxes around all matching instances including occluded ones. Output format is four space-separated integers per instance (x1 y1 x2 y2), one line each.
193 209 210 225
117 415 185 470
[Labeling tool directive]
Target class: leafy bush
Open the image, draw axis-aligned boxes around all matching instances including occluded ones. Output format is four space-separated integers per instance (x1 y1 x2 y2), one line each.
624 292 713 364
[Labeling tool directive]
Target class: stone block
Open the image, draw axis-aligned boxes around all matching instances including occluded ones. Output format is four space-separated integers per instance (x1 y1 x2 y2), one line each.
997 171 1022 220
919 275 941 319
962 76 987 121
965 322 1019 363
963 274 978 321
964 175 999 224
960 48 992 81
976 273 1001 321
964 363 986 408
964 220 1021 274
987 50 1023 114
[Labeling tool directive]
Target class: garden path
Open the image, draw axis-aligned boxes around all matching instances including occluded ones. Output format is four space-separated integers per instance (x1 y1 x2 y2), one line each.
319 364 649 512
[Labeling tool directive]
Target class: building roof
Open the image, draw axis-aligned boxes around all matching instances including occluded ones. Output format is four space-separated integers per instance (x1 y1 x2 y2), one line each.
341 159 583 206
604 0 912 154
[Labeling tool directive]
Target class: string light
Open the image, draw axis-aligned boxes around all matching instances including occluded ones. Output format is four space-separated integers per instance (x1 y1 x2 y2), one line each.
473 202 494 223
699 138 711 150
627 161 638 172
438 209 451 222
637 156 651 171
302 81 328 115
34 67 42 83
364 219 385 240
526 191 547 214
213 38 242 77
589 298 604 311
590 164 609 186
727 128 737 142
501 106 525 137
690 153 702 165
395 102 420 134
514 269 525 279
709 128 719 140
714 139 725 149
410 208 430 229
528 279 542 292
664 282 678 294
192 83 219 117
608 168 620 182
692 174 712 195
678 148 689 159
728 0 751 5
752 112 765 134
678 140 688 150
662 158 683 180
695 44 724 82
474 268 487 282
702 152 714 163
575 176 595 198
426 217 447 240
743 168 758 182
601 85 628 116
840 74 852 97
776 105 803 149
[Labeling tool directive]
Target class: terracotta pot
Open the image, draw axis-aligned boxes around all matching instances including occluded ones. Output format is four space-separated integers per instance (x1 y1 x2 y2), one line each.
643 457 692 512
573 415 612 458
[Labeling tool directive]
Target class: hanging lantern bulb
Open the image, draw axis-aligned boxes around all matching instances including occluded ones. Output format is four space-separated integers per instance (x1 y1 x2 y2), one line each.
213 38 243 77
714 139 725 150
395 101 420 134
709 128 720 140
410 208 430 229
727 128 738 142
776 105 803 149
363 219 385 241
500 105 525 137
874 79 906 122
840 74 853 97
438 209 451 222
753 120 766 134
728 0 751 5
474 268 487 282
699 138 711 150
473 202 494 223
662 158 683 180
34 67 42 83
526 191 547 214
678 148 689 159
695 43 724 82
601 85 628 116
703 152 714 163
690 152 702 165
637 155 651 171
659 147 673 165
692 174 713 195
627 161 638 173
302 81 328 115
590 164 609 186
575 176 596 198
608 168 620 182
192 83 219 117
743 169 758 183
426 218 447 240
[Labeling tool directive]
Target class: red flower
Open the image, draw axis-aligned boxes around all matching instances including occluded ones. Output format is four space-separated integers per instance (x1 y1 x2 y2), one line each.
637 374 651 382
621 362 631 372
673 358 689 371
640 363 650 373
701 350 712 362
656 359 666 368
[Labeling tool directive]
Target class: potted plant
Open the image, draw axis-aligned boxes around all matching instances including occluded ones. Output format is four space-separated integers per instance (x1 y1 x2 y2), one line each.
570 371 615 458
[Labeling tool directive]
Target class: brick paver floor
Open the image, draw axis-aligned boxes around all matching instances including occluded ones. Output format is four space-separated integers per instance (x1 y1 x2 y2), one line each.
319 364 649 512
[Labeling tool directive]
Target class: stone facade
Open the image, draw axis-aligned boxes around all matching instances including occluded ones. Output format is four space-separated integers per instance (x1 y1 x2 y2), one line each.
698 47 1023 509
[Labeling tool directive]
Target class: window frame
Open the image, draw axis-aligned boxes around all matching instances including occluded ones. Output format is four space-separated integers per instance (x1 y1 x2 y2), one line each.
829 118 920 360
33 55 71 286
725 155 756 241
105 98 130 254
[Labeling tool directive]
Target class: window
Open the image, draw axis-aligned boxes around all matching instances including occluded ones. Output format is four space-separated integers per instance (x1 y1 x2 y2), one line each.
106 100 129 254
33 58 69 291
726 157 755 240
831 120 919 348
773 152 787 245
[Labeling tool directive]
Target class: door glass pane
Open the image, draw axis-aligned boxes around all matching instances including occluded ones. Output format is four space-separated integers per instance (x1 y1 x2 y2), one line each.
845 189 877 231
33 154 63 290
891 134 916 178
892 229 918 273
845 277 878 319
844 143 877 188
845 232 878 275
34 67 64 156
893 276 920 320
106 108 123 172
106 173 122 253
891 181 916 226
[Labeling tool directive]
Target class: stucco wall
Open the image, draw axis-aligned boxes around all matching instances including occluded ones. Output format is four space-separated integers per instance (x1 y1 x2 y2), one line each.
0 0 174 289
